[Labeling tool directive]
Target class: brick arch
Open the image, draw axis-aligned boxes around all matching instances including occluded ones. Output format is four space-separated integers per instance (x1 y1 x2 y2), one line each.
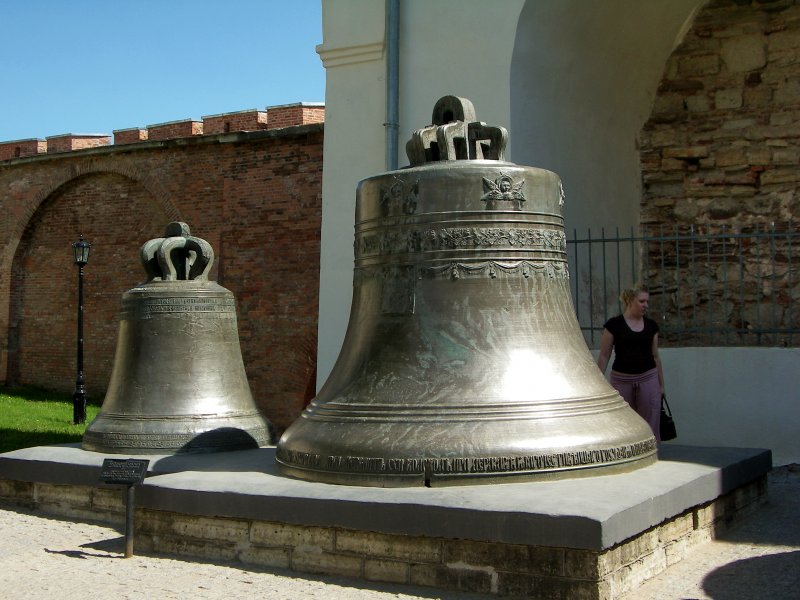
1 163 181 289
6 169 177 395
12 163 180 250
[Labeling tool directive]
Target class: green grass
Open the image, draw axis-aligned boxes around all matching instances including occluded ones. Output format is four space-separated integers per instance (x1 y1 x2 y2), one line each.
0 387 101 453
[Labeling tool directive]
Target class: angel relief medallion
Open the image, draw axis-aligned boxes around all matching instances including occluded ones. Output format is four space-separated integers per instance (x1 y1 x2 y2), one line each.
380 177 420 216
481 173 526 210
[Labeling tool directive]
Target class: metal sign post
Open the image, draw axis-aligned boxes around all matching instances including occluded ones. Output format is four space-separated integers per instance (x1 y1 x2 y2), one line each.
99 458 149 558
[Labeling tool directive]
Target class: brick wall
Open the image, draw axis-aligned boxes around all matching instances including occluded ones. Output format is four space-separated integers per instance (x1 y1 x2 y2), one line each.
146 120 204 141
1 123 324 431
113 128 148 144
0 139 46 161
203 109 269 134
45 134 111 153
266 103 325 130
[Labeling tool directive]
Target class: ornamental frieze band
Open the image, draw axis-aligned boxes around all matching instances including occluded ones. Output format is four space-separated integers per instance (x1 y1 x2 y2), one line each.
354 259 569 283
356 227 566 257
277 439 656 476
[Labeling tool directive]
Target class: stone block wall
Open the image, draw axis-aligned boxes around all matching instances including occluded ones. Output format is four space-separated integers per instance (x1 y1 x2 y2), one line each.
1 112 324 431
638 0 800 339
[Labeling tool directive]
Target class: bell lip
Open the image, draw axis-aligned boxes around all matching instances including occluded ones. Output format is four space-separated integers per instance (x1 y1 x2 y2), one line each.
81 427 271 455
275 448 658 488
82 413 272 454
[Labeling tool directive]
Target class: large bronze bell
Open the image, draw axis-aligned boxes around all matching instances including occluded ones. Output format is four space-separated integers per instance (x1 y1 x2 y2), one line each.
82 222 270 454
277 96 656 486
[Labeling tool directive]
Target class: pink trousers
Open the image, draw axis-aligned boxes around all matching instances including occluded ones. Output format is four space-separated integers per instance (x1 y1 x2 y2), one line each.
610 368 661 441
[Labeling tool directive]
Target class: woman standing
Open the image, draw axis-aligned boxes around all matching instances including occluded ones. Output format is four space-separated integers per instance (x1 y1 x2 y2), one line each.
596 284 665 440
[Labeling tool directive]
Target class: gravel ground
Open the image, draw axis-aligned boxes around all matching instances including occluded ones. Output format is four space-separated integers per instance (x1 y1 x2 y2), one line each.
0 506 489 600
1 466 797 600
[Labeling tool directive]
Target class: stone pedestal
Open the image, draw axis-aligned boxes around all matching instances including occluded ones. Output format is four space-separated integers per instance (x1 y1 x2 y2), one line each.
0 444 770 599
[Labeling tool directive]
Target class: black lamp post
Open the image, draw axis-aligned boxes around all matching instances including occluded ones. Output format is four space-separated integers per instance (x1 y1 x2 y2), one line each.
72 234 91 424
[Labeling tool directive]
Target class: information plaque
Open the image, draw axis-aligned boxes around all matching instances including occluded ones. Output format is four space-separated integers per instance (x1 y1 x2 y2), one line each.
100 458 150 485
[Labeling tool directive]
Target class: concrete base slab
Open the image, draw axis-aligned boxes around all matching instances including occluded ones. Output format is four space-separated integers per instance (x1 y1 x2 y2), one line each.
0 444 771 598
0 443 770 550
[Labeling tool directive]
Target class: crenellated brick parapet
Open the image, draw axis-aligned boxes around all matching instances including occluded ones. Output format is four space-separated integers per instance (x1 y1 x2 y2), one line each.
265 102 325 130
202 108 269 135
45 134 111 153
112 127 148 145
146 119 204 141
0 138 47 161
1 102 325 159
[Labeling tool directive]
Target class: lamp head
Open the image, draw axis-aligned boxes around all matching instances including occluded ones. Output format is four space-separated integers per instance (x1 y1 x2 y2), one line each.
72 234 91 266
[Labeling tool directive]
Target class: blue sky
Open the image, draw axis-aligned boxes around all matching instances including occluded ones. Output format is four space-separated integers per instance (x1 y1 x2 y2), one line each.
0 1 325 142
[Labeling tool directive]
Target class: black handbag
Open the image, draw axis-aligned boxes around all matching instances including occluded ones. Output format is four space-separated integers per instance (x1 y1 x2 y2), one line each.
660 393 677 441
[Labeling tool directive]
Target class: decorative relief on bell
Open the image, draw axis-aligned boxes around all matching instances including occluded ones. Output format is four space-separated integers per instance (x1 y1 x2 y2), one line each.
357 226 566 257
278 440 656 479
422 259 569 281
123 296 237 320
378 265 416 315
481 173 526 210
355 259 569 287
380 177 419 216
433 227 563 250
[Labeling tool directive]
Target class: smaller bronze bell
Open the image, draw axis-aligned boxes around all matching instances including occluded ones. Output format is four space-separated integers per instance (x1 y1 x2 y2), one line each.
82 222 271 454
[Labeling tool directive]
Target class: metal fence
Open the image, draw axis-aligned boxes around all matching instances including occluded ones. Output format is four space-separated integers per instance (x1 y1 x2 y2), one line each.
567 223 800 348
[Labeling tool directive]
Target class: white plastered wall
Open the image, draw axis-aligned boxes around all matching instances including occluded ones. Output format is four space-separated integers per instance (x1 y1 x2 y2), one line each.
317 0 526 388
316 0 389 391
510 0 705 235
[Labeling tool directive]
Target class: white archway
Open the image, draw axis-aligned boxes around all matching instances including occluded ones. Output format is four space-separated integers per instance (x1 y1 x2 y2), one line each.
510 0 704 234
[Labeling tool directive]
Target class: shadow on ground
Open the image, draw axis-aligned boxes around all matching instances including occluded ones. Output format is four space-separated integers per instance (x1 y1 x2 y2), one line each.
702 550 800 599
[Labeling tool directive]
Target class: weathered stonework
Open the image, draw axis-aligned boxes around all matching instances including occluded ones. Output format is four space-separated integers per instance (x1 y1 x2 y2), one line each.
641 0 800 229
638 0 800 344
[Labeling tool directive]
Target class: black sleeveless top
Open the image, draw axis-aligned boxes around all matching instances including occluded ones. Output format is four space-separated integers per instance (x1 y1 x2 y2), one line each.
603 314 659 374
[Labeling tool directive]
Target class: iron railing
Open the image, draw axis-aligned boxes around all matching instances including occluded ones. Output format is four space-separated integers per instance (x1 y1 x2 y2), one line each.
567 223 800 348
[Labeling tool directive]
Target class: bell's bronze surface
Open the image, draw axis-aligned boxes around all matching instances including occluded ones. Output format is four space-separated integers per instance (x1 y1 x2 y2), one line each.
277 96 656 486
82 222 270 454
